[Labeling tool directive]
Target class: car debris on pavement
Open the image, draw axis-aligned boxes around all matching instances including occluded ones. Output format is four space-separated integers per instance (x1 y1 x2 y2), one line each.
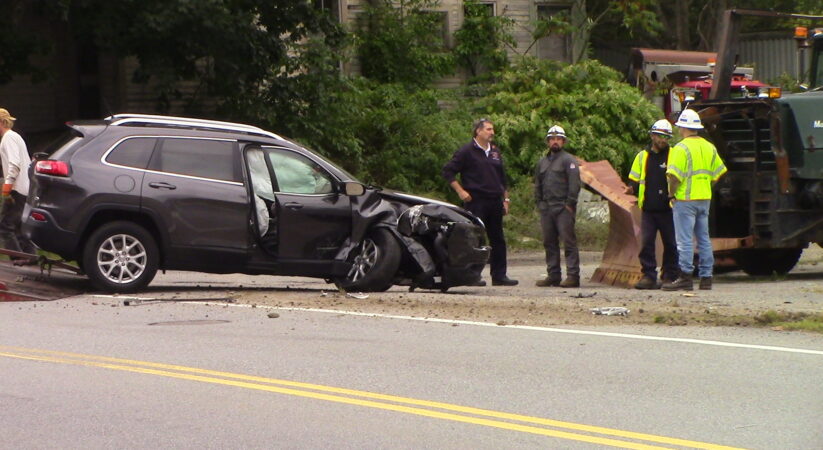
589 306 630 316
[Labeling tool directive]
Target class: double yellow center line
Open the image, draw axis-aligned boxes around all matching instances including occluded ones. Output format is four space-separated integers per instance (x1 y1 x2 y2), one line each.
0 345 740 449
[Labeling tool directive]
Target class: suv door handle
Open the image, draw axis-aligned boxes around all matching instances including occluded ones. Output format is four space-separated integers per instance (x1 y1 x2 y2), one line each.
283 202 303 210
148 181 177 190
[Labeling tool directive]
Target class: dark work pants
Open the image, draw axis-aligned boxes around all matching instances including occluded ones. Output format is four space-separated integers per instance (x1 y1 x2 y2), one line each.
464 196 507 280
539 204 579 278
639 210 678 281
0 191 35 255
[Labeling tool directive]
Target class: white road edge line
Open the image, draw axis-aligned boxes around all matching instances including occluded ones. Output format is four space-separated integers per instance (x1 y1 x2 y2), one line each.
196 302 823 356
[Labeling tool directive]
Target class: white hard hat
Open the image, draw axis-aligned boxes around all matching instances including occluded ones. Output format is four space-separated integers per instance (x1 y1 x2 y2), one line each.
649 119 673 137
545 125 566 139
676 109 704 129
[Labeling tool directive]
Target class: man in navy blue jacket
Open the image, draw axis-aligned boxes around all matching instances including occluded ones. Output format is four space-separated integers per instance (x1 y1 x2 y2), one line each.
442 119 518 286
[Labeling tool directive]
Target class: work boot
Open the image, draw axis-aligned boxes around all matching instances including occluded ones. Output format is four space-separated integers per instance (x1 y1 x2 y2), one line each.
535 276 561 287
634 276 659 290
699 277 712 290
492 276 518 286
661 273 693 291
559 276 580 288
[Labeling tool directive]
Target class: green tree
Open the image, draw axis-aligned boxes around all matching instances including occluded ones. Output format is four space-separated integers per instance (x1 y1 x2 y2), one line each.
590 0 823 54
452 0 515 80
45 0 345 114
0 1 52 84
478 57 660 180
355 0 454 87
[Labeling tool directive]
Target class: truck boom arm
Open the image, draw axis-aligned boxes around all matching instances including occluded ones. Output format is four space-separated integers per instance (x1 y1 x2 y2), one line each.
711 9 823 99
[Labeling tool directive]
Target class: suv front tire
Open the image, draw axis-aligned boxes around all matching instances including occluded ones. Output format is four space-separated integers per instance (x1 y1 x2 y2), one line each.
335 228 401 292
82 221 159 293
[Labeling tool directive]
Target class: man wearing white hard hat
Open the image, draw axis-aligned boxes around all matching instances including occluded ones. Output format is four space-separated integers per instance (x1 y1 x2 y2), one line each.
626 119 679 289
534 125 581 288
662 109 727 291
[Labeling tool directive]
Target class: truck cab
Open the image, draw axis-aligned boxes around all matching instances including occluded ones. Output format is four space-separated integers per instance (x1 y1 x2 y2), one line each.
629 48 772 121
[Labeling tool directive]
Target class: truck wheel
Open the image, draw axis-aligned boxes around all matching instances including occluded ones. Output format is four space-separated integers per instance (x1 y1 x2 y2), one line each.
335 229 400 292
732 248 803 276
82 221 159 293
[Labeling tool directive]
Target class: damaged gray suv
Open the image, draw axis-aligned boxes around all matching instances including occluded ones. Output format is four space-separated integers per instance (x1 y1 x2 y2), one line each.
23 114 489 293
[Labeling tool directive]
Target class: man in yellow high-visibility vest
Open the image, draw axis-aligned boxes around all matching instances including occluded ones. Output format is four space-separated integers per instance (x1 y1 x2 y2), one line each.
662 109 727 291
626 119 678 289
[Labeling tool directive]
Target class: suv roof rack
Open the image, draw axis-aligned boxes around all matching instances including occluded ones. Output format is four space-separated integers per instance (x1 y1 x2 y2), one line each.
106 114 283 140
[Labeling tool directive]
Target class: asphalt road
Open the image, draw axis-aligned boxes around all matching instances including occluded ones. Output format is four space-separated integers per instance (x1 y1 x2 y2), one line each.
2 288 823 449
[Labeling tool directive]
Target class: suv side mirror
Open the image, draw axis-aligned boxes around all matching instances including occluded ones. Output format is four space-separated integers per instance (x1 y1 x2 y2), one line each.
343 181 366 196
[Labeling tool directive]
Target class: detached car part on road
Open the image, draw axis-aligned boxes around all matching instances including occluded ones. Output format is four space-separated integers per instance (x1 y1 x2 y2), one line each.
23 114 489 293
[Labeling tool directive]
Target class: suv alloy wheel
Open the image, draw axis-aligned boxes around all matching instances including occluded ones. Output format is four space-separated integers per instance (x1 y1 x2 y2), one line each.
82 221 159 293
335 228 401 292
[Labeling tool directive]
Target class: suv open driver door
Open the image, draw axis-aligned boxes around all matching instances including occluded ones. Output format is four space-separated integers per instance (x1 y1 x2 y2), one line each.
245 146 351 275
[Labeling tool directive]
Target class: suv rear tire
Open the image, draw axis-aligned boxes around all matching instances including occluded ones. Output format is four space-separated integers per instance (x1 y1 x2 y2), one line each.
83 221 159 293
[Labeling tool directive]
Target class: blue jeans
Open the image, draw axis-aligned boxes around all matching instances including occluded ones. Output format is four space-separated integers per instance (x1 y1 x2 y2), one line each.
672 200 713 278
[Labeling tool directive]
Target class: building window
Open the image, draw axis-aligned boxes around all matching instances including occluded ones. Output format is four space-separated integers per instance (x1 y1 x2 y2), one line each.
314 0 340 21
466 2 495 17
423 10 450 48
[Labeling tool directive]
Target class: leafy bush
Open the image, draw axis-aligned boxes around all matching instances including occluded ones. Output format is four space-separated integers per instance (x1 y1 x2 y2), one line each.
269 76 473 195
355 0 454 88
477 57 661 183
343 83 472 192
453 0 515 81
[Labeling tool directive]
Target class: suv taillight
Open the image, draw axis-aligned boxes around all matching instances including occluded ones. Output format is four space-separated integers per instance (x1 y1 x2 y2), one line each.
35 160 70 177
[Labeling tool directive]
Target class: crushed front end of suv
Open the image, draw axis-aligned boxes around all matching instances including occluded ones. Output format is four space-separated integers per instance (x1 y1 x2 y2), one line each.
23 114 489 293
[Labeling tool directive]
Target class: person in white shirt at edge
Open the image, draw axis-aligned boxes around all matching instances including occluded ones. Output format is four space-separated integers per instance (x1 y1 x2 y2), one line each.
0 108 35 263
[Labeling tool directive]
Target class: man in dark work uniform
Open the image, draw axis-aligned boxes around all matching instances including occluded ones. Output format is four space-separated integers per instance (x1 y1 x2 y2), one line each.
442 119 518 286
534 125 581 288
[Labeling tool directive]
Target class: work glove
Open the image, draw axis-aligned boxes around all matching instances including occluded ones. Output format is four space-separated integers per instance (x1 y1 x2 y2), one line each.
1 183 12 197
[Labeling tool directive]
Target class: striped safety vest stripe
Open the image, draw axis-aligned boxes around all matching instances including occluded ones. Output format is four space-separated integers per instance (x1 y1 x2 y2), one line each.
668 139 727 200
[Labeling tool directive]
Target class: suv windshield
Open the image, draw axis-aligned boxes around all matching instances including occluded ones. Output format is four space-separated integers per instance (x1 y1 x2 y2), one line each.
292 143 359 182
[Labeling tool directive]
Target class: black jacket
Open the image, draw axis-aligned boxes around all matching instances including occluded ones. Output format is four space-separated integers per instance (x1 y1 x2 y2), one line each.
442 140 507 198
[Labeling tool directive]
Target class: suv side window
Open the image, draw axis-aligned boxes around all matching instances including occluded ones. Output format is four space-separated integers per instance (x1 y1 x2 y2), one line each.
268 149 334 194
106 137 157 169
150 138 241 182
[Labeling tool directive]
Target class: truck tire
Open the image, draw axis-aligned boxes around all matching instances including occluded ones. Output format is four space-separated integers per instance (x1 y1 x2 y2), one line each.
82 221 159 293
732 248 803 276
335 228 400 292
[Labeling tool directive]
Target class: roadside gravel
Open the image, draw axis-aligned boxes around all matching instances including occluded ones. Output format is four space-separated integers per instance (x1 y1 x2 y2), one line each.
228 246 823 329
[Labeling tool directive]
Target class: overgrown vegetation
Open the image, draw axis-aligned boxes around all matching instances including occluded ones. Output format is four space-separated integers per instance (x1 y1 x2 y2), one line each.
755 310 823 333
477 57 660 180
355 0 455 87
4 0 664 251
452 0 514 81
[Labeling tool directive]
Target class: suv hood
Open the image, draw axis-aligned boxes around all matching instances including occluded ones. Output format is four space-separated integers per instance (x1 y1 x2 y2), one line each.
376 189 481 225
